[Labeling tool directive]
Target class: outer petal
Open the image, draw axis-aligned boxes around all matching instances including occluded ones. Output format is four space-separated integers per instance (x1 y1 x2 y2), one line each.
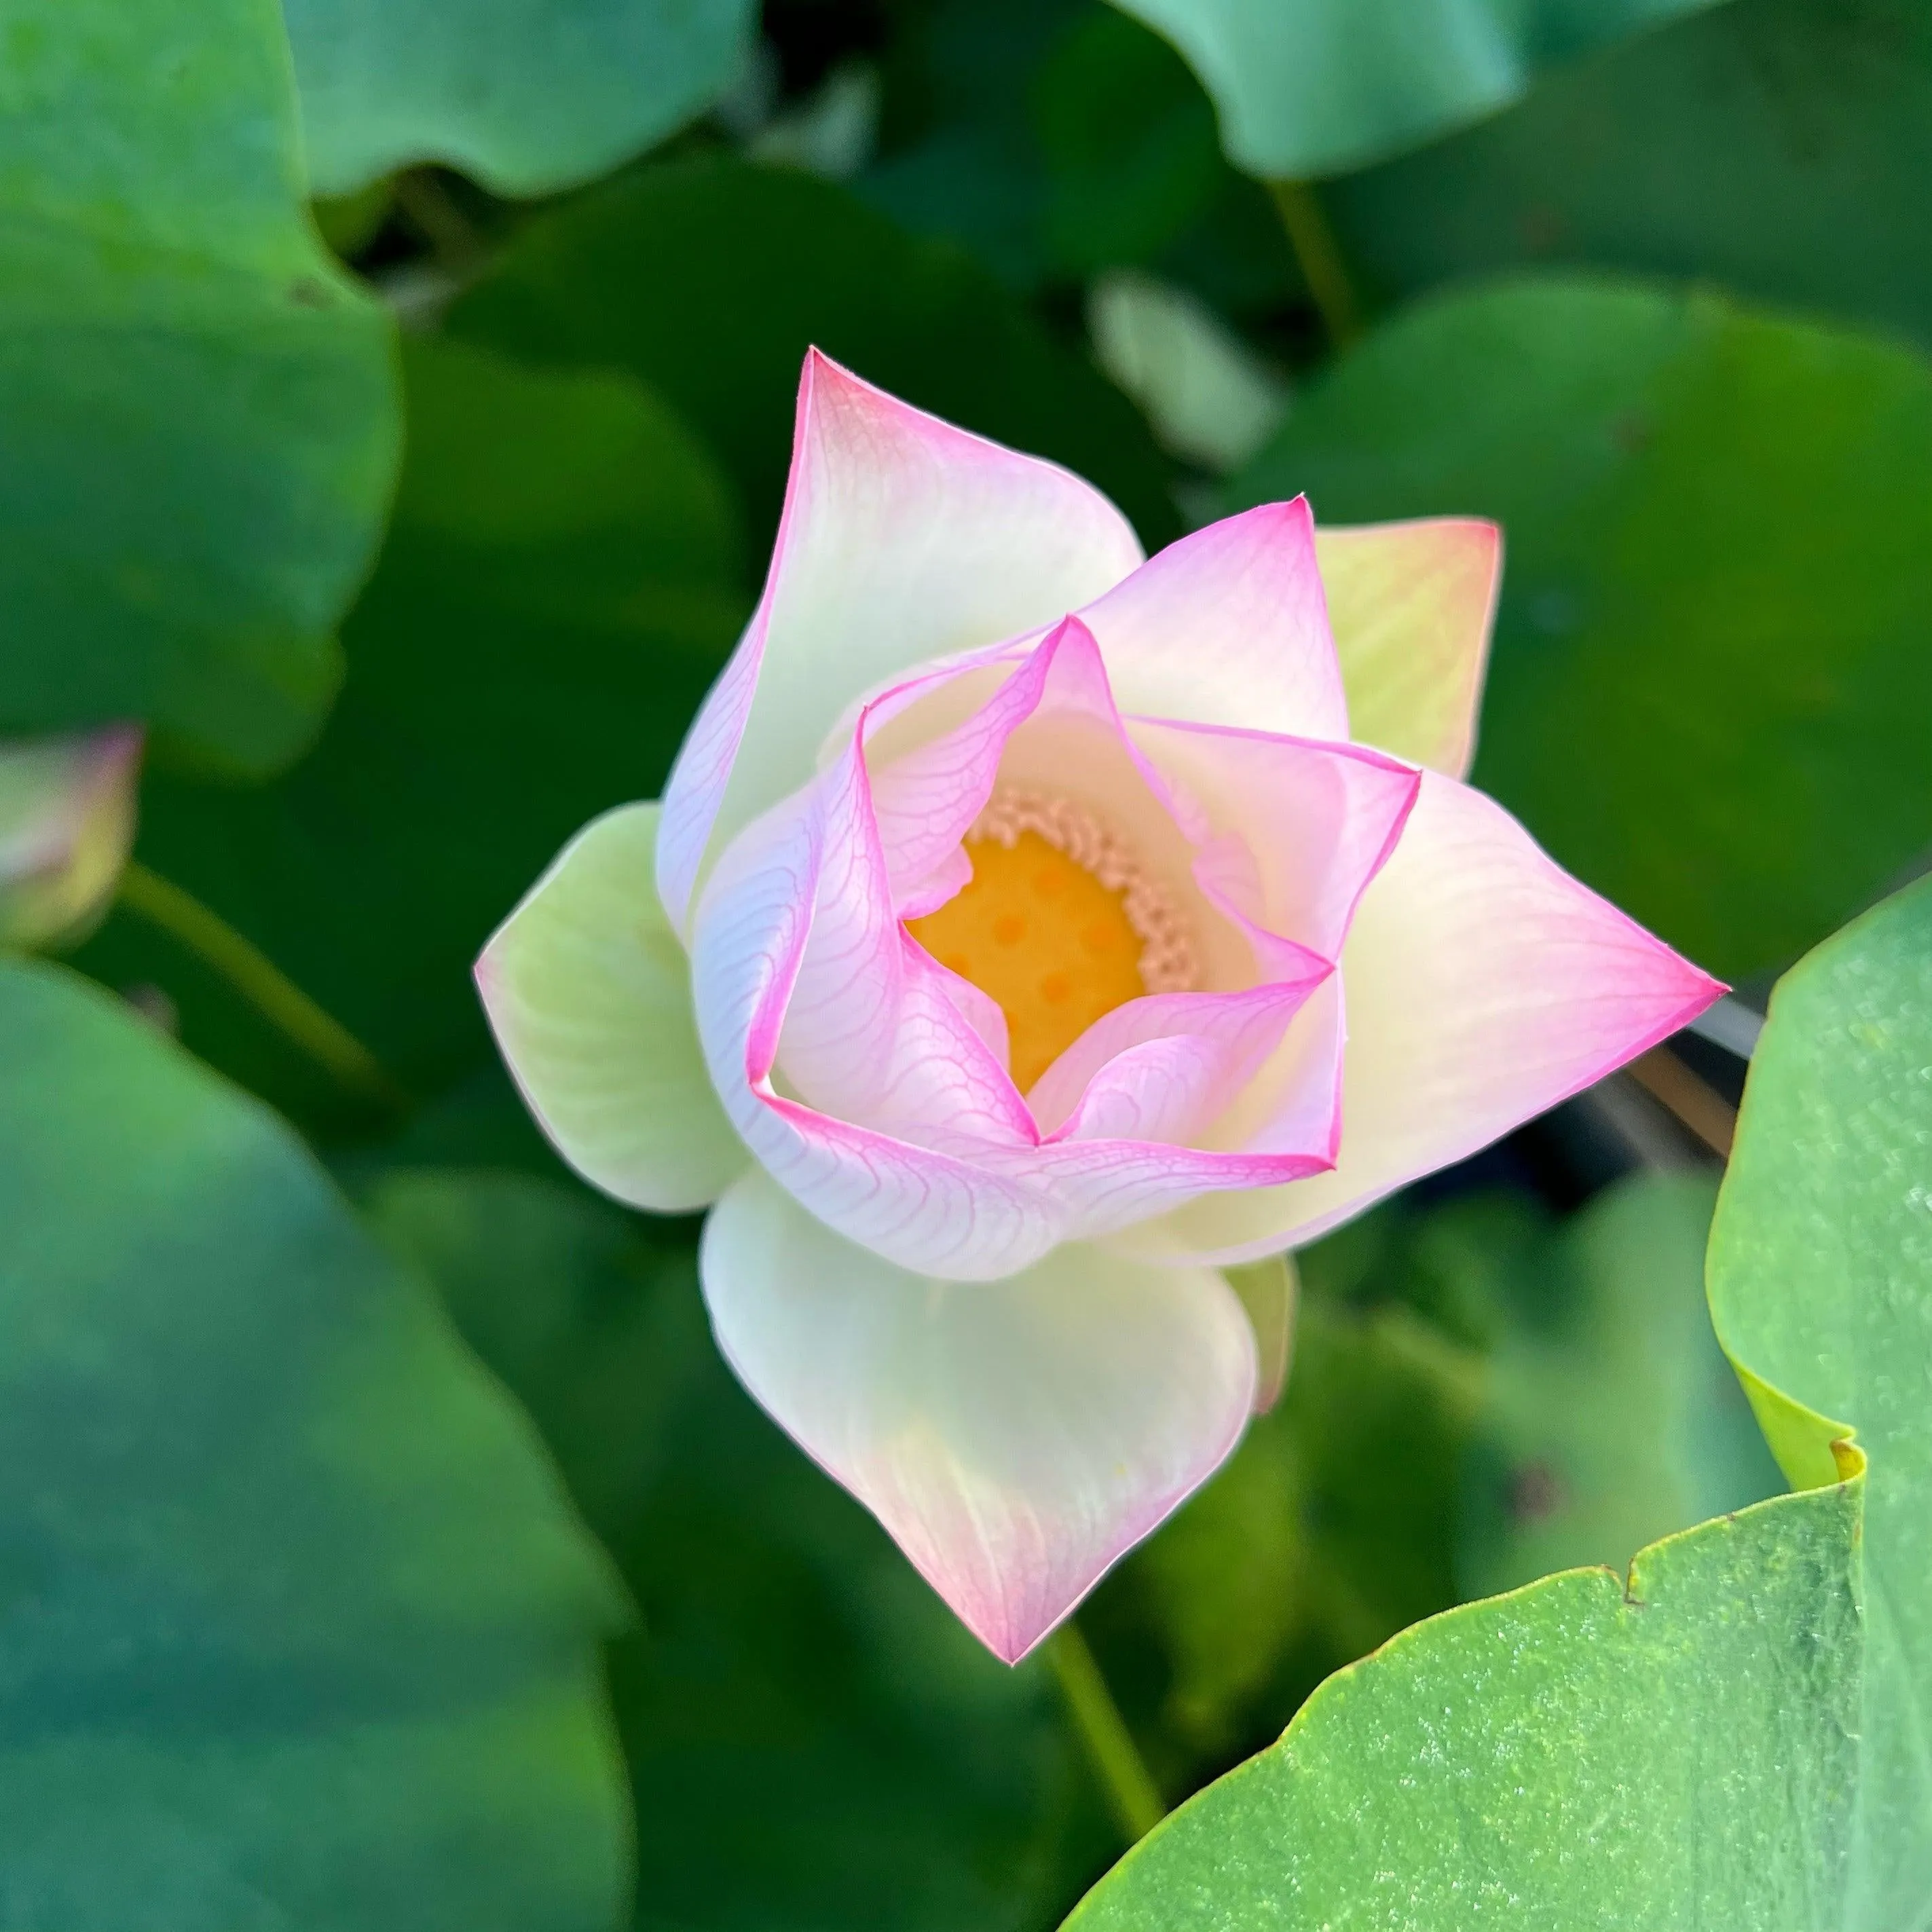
476 802 747 1212
1315 519 1502 779
0 726 143 950
657 352 1144 934
1120 772 1723 1264
1078 500 1349 742
1227 1253 1297 1413
701 1166 1257 1662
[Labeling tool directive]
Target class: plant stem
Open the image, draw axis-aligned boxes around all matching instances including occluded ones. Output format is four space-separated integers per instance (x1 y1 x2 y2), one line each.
391 166 485 273
117 859 410 1113
1046 1620 1166 1846
1624 1045 1736 1159
1268 179 1363 352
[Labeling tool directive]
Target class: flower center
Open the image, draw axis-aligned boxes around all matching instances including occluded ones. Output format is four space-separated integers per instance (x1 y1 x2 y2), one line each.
908 791 1194 1092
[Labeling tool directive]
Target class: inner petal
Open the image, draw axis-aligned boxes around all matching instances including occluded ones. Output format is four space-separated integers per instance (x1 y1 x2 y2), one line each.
908 791 1196 1092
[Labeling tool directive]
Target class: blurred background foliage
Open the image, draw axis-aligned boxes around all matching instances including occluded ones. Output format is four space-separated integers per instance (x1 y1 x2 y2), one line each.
3 0 1929 1925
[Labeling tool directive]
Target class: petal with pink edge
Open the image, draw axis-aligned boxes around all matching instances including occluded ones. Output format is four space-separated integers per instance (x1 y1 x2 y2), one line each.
689 764 1056 1280
1116 771 1722 1265
1130 718 1419 963
1079 500 1348 742
658 352 1144 933
0 725 143 949
476 802 747 1213
701 1166 1257 1662
1315 519 1502 779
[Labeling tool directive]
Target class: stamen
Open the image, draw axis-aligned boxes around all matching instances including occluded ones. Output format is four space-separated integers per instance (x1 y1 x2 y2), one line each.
969 789 1197 995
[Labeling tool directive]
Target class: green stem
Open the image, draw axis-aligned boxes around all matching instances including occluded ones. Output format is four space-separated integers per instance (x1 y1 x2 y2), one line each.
117 859 410 1113
1268 179 1363 352
1046 1620 1166 1846
392 166 484 274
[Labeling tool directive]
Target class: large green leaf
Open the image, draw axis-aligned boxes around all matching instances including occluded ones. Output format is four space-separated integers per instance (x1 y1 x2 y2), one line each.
1062 1476 1864 1927
73 334 746 1129
1104 0 1733 179
861 0 1295 319
449 153 1182 548
1459 1171 1781 1598
365 1168 1111 1932
283 0 758 196
1330 0 1932 354
1709 874 1932 1928
0 0 398 777
1230 275 1932 982
0 961 627 1927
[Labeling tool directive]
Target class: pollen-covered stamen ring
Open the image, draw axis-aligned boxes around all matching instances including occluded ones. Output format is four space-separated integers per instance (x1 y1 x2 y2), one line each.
969 789 1197 995
907 786 1202 1093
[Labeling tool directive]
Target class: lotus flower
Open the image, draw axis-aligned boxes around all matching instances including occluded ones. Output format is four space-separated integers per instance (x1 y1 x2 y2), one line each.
0 726 143 950
477 353 1720 1662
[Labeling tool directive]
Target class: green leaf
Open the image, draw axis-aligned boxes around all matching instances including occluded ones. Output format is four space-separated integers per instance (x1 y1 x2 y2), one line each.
283 0 758 197
859 0 1295 317
1459 1171 1781 1599
448 153 1182 549
1330 0 1932 355
0 960 627 1927
857 0 1080 291
365 1168 1113 1932
0 0 399 777
1230 275 1932 982
1063 1478 1864 1928
1709 874 1932 1927
73 334 747 1128
1033 7 1224 277
1104 0 1734 179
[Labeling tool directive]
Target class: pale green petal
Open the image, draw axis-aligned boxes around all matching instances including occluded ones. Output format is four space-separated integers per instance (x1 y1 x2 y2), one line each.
1225 1253 1297 1412
1317 519 1500 778
477 801 745 1212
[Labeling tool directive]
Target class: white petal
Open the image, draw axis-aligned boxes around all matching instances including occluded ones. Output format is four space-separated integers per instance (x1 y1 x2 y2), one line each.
657 352 1144 933
1079 500 1348 741
701 1166 1258 1662
1118 773 1722 1263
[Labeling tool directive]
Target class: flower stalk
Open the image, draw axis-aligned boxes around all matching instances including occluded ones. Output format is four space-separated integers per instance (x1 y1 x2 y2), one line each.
1268 179 1362 350
1047 1620 1166 1847
117 859 410 1113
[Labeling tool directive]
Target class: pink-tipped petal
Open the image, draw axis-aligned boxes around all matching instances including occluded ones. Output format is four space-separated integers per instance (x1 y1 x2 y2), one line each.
1131 720 1420 962
0 725 144 950
1007 975 1345 1244
1028 984 1318 1142
1315 519 1502 779
476 802 748 1212
701 1166 1258 1662
1078 500 1348 742
658 352 1143 935
772 745 1033 1155
1122 772 1722 1264
868 633 1062 906
690 760 1057 1280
